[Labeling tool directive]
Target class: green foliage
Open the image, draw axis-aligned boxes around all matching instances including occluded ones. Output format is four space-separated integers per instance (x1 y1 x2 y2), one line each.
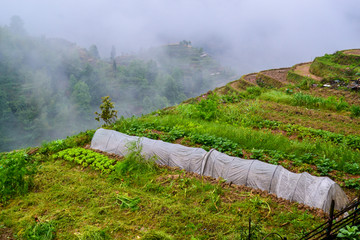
23 221 56 240
296 78 317 90
316 157 337 176
344 179 360 190
110 141 158 182
0 22 233 152
259 90 293 104
337 225 360 239
72 81 91 114
246 86 262 97
350 105 360 117
52 148 115 174
0 151 36 203
94 96 118 126
39 130 95 155
115 194 141 211
343 162 360 175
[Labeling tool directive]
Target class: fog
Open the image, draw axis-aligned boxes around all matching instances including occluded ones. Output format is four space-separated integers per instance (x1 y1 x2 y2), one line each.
1 0 359 74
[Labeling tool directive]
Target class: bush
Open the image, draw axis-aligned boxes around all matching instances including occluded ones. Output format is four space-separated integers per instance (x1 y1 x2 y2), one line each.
0 151 36 203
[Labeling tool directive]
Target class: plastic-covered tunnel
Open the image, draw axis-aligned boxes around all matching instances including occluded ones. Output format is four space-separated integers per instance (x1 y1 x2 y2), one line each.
91 128 349 213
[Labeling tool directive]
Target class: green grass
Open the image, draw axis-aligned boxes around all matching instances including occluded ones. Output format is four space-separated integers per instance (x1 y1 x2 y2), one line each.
0 156 323 239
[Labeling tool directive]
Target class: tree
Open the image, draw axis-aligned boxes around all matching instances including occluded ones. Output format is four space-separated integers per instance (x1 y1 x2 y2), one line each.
163 76 186 104
94 96 118 126
110 45 116 60
9 15 26 35
71 81 91 114
88 44 100 59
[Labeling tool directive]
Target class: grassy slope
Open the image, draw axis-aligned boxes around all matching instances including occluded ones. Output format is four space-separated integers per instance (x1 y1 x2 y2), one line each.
1 50 360 239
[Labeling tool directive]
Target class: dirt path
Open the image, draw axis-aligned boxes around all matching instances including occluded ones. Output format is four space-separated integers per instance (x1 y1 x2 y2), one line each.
243 73 257 84
261 68 291 84
294 62 323 81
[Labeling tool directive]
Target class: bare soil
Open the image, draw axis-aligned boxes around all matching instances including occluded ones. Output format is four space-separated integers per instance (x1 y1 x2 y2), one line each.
243 73 258 84
0 227 14 240
294 62 323 81
343 49 360 56
261 68 291 84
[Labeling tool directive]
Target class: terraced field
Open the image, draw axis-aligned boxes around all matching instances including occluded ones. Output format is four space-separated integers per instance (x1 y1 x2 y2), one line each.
1 49 360 239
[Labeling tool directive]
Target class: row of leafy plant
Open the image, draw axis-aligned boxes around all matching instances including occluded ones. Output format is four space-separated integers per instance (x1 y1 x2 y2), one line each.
111 117 360 180
174 91 360 151
52 148 116 174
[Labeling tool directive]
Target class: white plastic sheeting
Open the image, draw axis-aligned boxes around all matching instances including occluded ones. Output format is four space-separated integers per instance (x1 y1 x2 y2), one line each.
91 128 349 213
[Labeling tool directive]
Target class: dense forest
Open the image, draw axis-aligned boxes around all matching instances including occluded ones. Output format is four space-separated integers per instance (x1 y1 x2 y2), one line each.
0 17 235 152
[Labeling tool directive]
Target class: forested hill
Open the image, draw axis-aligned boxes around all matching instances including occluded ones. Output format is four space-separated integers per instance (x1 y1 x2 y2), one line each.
0 23 235 152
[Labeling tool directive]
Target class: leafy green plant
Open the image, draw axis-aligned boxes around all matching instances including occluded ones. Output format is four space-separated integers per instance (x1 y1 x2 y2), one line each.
115 194 141 211
0 151 36 203
344 179 360 190
337 225 360 239
350 105 360 117
39 130 95 155
95 96 118 126
317 157 337 176
23 221 56 240
195 94 219 120
52 148 116 174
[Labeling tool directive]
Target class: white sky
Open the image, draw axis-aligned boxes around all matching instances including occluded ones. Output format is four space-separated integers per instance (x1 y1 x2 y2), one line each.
1 0 359 74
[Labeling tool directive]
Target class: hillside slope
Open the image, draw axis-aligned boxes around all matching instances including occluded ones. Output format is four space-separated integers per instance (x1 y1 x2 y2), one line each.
1 49 360 239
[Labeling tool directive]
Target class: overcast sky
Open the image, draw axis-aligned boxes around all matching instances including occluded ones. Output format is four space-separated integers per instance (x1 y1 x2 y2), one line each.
1 0 359 74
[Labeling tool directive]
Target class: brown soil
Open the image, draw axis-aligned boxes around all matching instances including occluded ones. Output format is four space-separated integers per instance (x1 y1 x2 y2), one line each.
0 227 15 240
343 49 360 56
261 68 291 84
308 88 360 106
243 73 258 84
294 62 323 81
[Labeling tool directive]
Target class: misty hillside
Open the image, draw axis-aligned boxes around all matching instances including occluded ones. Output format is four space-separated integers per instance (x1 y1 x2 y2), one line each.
0 21 235 152
1 49 360 239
